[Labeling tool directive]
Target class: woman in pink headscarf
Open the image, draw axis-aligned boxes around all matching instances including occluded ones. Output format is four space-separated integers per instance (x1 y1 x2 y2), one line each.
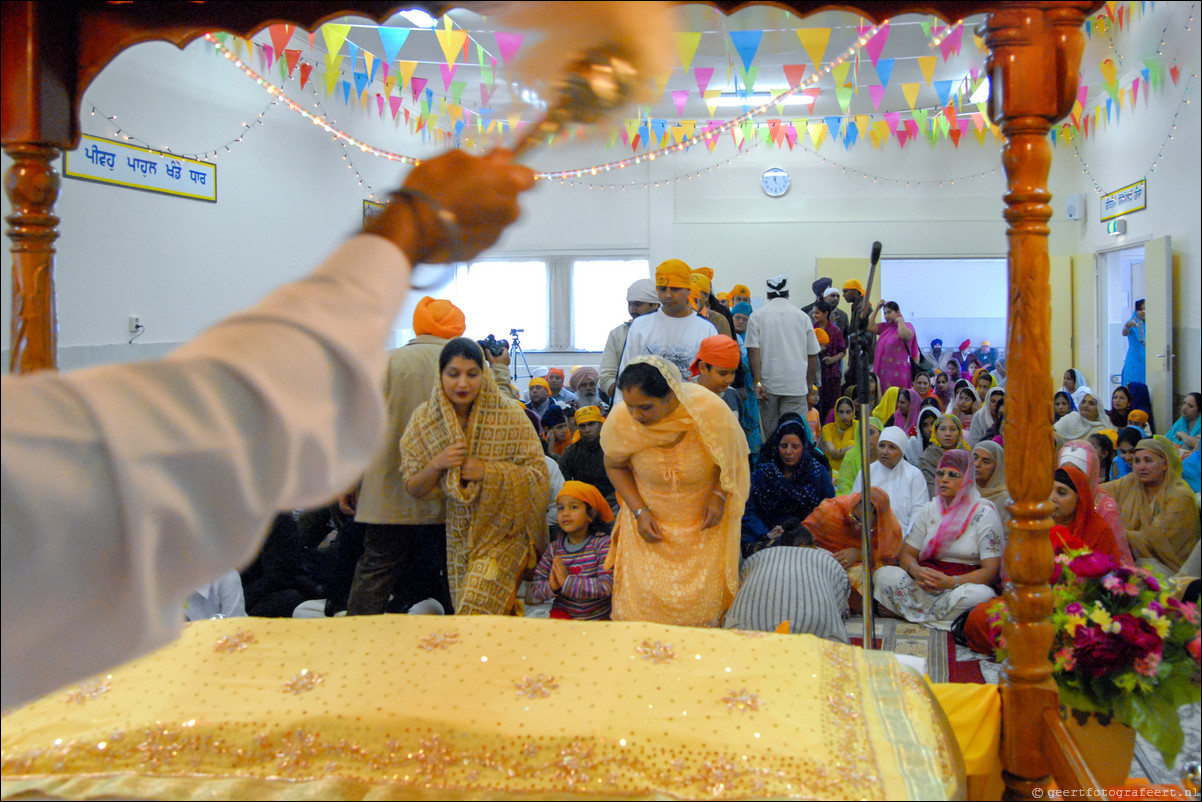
872 449 1003 627
869 300 920 392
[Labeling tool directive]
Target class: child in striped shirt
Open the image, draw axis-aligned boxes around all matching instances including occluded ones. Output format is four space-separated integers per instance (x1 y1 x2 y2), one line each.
532 481 613 620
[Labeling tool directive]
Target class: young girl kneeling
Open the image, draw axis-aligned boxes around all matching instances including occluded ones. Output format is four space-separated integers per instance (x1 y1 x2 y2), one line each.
532 481 614 620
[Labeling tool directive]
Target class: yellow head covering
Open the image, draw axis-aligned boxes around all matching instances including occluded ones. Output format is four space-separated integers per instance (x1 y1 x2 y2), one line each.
843 279 865 293
557 481 615 523
655 259 692 289
695 266 714 281
729 283 751 298
413 296 466 338
574 405 605 425
689 271 712 294
528 377 550 392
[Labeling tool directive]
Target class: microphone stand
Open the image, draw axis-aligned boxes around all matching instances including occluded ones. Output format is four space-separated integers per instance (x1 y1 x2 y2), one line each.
850 242 882 650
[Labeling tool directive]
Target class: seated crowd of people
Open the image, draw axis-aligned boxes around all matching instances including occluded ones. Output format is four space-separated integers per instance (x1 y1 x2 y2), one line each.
201 263 1202 656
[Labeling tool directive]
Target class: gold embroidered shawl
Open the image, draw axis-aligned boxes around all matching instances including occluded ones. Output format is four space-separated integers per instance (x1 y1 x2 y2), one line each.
401 364 549 612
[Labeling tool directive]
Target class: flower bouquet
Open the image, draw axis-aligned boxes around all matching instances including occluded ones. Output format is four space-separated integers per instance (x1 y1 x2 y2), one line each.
997 528 1202 762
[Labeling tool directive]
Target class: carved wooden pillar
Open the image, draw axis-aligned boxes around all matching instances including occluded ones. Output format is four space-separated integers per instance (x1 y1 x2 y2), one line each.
983 3 1091 798
5 145 61 373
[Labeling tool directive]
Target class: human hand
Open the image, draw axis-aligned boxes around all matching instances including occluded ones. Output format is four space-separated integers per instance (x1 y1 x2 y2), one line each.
767 525 784 540
912 566 950 592
702 493 726 529
550 556 569 591
833 547 863 569
460 457 485 482
338 489 358 516
636 510 663 544
368 149 536 264
823 355 836 365
431 441 468 471
754 384 767 401
484 344 511 367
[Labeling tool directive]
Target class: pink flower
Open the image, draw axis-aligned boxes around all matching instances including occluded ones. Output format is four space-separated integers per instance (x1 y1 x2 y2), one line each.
1073 627 1134 678
1134 652 1161 677
1065 602 1085 617
1167 598 1200 625
1070 552 1118 580
1054 646 1077 672
1188 634 1201 664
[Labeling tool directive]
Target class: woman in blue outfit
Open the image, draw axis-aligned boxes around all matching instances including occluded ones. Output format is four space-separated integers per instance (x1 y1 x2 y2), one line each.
1120 299 1145 388
742 415 834 556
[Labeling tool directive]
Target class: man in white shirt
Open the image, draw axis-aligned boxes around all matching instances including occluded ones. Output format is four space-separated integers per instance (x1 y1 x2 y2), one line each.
745 275 821 436
1 149 535 709
599 279 659 398
617 259 716 396
852 426 929 535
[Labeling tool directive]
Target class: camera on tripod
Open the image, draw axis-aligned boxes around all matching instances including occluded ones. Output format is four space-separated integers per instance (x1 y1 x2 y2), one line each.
478 334 510 357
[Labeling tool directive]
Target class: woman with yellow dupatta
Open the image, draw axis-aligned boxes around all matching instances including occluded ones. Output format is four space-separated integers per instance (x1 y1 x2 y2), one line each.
601 356 750 627
1101 435 1199 573
402 338 549 615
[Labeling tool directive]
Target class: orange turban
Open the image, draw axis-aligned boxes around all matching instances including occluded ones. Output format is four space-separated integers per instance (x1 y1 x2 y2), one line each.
690 334 742 375
547 367 565 380
557 481 614 522
716 292 729 304
413 296 466 338
655 258 692 289
842 279 865 294
1127 409 1149 426
528 377 550 392
690 271 712 294
574 405 604 424
815 327 830 346
729 284 751 298
695 267 714 281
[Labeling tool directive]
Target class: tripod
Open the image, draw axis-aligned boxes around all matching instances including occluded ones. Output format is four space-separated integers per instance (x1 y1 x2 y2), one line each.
509 328 533 381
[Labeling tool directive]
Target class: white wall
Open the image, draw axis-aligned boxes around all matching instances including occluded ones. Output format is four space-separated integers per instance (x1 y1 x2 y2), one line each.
1047 0 1202 400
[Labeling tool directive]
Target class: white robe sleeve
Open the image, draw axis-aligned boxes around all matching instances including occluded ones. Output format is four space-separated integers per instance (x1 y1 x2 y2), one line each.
1 234 409 708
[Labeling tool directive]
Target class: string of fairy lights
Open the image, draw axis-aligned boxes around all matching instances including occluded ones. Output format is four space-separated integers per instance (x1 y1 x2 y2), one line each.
80 6 1186 195
199 24 897 180
85 97 280 161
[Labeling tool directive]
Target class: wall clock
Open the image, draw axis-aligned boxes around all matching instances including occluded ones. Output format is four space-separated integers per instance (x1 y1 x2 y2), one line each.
761 167 790 197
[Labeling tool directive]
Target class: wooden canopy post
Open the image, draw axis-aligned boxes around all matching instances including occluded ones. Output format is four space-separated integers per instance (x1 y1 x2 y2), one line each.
2 1 79 374
983 3 1092 798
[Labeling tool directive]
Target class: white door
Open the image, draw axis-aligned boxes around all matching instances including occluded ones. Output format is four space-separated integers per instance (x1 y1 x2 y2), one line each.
1144 236 1173 429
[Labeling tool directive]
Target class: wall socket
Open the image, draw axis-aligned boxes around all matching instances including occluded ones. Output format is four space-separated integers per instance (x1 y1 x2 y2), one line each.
128 315 141 333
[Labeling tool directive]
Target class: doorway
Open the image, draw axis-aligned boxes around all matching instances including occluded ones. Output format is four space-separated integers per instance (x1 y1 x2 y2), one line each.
1095 236 1173 430
1097 245 1146 404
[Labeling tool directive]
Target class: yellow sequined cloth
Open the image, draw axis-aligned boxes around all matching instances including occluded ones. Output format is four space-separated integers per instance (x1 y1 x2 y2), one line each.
1 616 964 800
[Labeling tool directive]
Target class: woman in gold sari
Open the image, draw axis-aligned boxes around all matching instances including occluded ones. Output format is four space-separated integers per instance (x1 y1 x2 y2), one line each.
1100 435 1199 573
402 338 549 614
601 356 750 627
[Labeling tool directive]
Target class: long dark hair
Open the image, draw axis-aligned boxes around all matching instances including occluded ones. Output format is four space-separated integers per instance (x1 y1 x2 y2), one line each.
439 337 485 373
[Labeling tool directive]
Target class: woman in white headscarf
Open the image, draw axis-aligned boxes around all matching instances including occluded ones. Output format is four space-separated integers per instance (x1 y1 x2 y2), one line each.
1061 368 1093 408
872 449 1002 627
966 386 1005 448
1054 391 1107 445
852 426 929 536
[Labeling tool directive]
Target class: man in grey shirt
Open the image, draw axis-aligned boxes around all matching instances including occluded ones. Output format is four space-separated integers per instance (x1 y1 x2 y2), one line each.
723 524 850 643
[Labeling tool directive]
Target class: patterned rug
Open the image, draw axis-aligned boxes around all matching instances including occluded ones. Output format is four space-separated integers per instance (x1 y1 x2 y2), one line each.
845 618 989 684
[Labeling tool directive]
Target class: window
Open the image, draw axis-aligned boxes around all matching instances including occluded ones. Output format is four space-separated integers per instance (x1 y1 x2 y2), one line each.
397 255 649 352
880 258 1008 351
571 259 652 351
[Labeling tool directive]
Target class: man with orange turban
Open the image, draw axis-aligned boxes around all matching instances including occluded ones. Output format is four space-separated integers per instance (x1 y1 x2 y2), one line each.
347 296 473 617
617 259 717 397
546 367 576 406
